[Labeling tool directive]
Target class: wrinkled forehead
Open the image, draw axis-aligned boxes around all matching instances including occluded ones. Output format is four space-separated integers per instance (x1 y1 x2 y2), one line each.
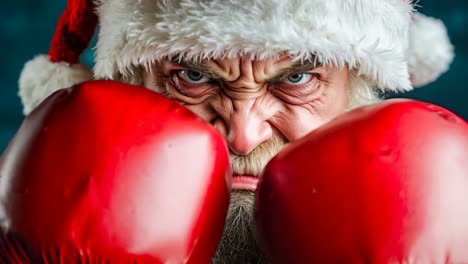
167 53 322 71
94 0 412 90
156 54 329 83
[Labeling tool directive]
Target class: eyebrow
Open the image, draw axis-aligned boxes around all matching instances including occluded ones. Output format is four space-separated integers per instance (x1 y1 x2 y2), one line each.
169 57 322 82
169 59 221 80
273 60 322 81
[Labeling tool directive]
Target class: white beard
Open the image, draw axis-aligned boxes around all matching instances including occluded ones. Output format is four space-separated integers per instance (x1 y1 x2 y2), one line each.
229 136 286 177
211 136 286 264
211 190 267 264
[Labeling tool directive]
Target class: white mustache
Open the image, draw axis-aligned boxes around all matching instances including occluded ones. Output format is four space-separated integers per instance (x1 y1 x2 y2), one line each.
230 136 286 176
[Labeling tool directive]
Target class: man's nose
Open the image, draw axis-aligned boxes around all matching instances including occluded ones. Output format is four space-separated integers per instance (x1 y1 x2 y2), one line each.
214 101 273 155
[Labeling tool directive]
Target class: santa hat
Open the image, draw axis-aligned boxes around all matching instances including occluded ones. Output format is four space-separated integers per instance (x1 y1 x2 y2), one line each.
19 0 454 115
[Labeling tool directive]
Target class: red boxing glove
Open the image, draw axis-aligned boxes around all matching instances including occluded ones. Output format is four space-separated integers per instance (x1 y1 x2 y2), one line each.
255 99 468 263
0 81 231 263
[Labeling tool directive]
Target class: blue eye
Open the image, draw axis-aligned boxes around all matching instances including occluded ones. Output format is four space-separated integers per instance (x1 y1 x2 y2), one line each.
178 70 210 84
284 73 312 85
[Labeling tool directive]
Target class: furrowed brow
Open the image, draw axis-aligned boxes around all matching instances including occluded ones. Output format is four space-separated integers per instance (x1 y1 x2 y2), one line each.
272 59 323 82
169 59 221 80
169 56 322 82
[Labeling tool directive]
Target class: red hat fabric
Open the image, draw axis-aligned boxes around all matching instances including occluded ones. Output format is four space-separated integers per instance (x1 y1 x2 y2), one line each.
49 0 97 64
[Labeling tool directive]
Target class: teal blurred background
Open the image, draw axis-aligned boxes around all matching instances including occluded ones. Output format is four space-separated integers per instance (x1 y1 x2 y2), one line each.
0 1 467 151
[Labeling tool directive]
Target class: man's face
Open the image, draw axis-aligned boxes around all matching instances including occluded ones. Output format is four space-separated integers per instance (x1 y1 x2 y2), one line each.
144 54 349 182
143 54 349 262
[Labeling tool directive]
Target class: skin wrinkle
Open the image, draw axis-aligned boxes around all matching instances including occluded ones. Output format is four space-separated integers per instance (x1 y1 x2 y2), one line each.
315 86 330 118
273 82 322 105
221 82 266 101
211 60 232 79
206 59 241 82
217 92 235 118
240 58 255 84
262 55 293 80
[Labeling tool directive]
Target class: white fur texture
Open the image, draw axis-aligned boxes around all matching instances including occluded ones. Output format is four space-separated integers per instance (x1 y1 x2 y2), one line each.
94 0 413 91
19 55 93 115
408 13 455 87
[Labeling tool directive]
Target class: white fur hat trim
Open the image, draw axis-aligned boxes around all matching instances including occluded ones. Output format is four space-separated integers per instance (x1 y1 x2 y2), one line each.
408 13 455 87
19 55 93 115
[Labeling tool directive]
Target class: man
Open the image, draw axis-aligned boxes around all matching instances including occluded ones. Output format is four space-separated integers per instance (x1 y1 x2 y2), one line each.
15 0 455 263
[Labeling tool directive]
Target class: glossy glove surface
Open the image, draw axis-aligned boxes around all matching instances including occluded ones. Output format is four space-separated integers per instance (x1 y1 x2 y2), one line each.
256 99 468 264
0 81 231 263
